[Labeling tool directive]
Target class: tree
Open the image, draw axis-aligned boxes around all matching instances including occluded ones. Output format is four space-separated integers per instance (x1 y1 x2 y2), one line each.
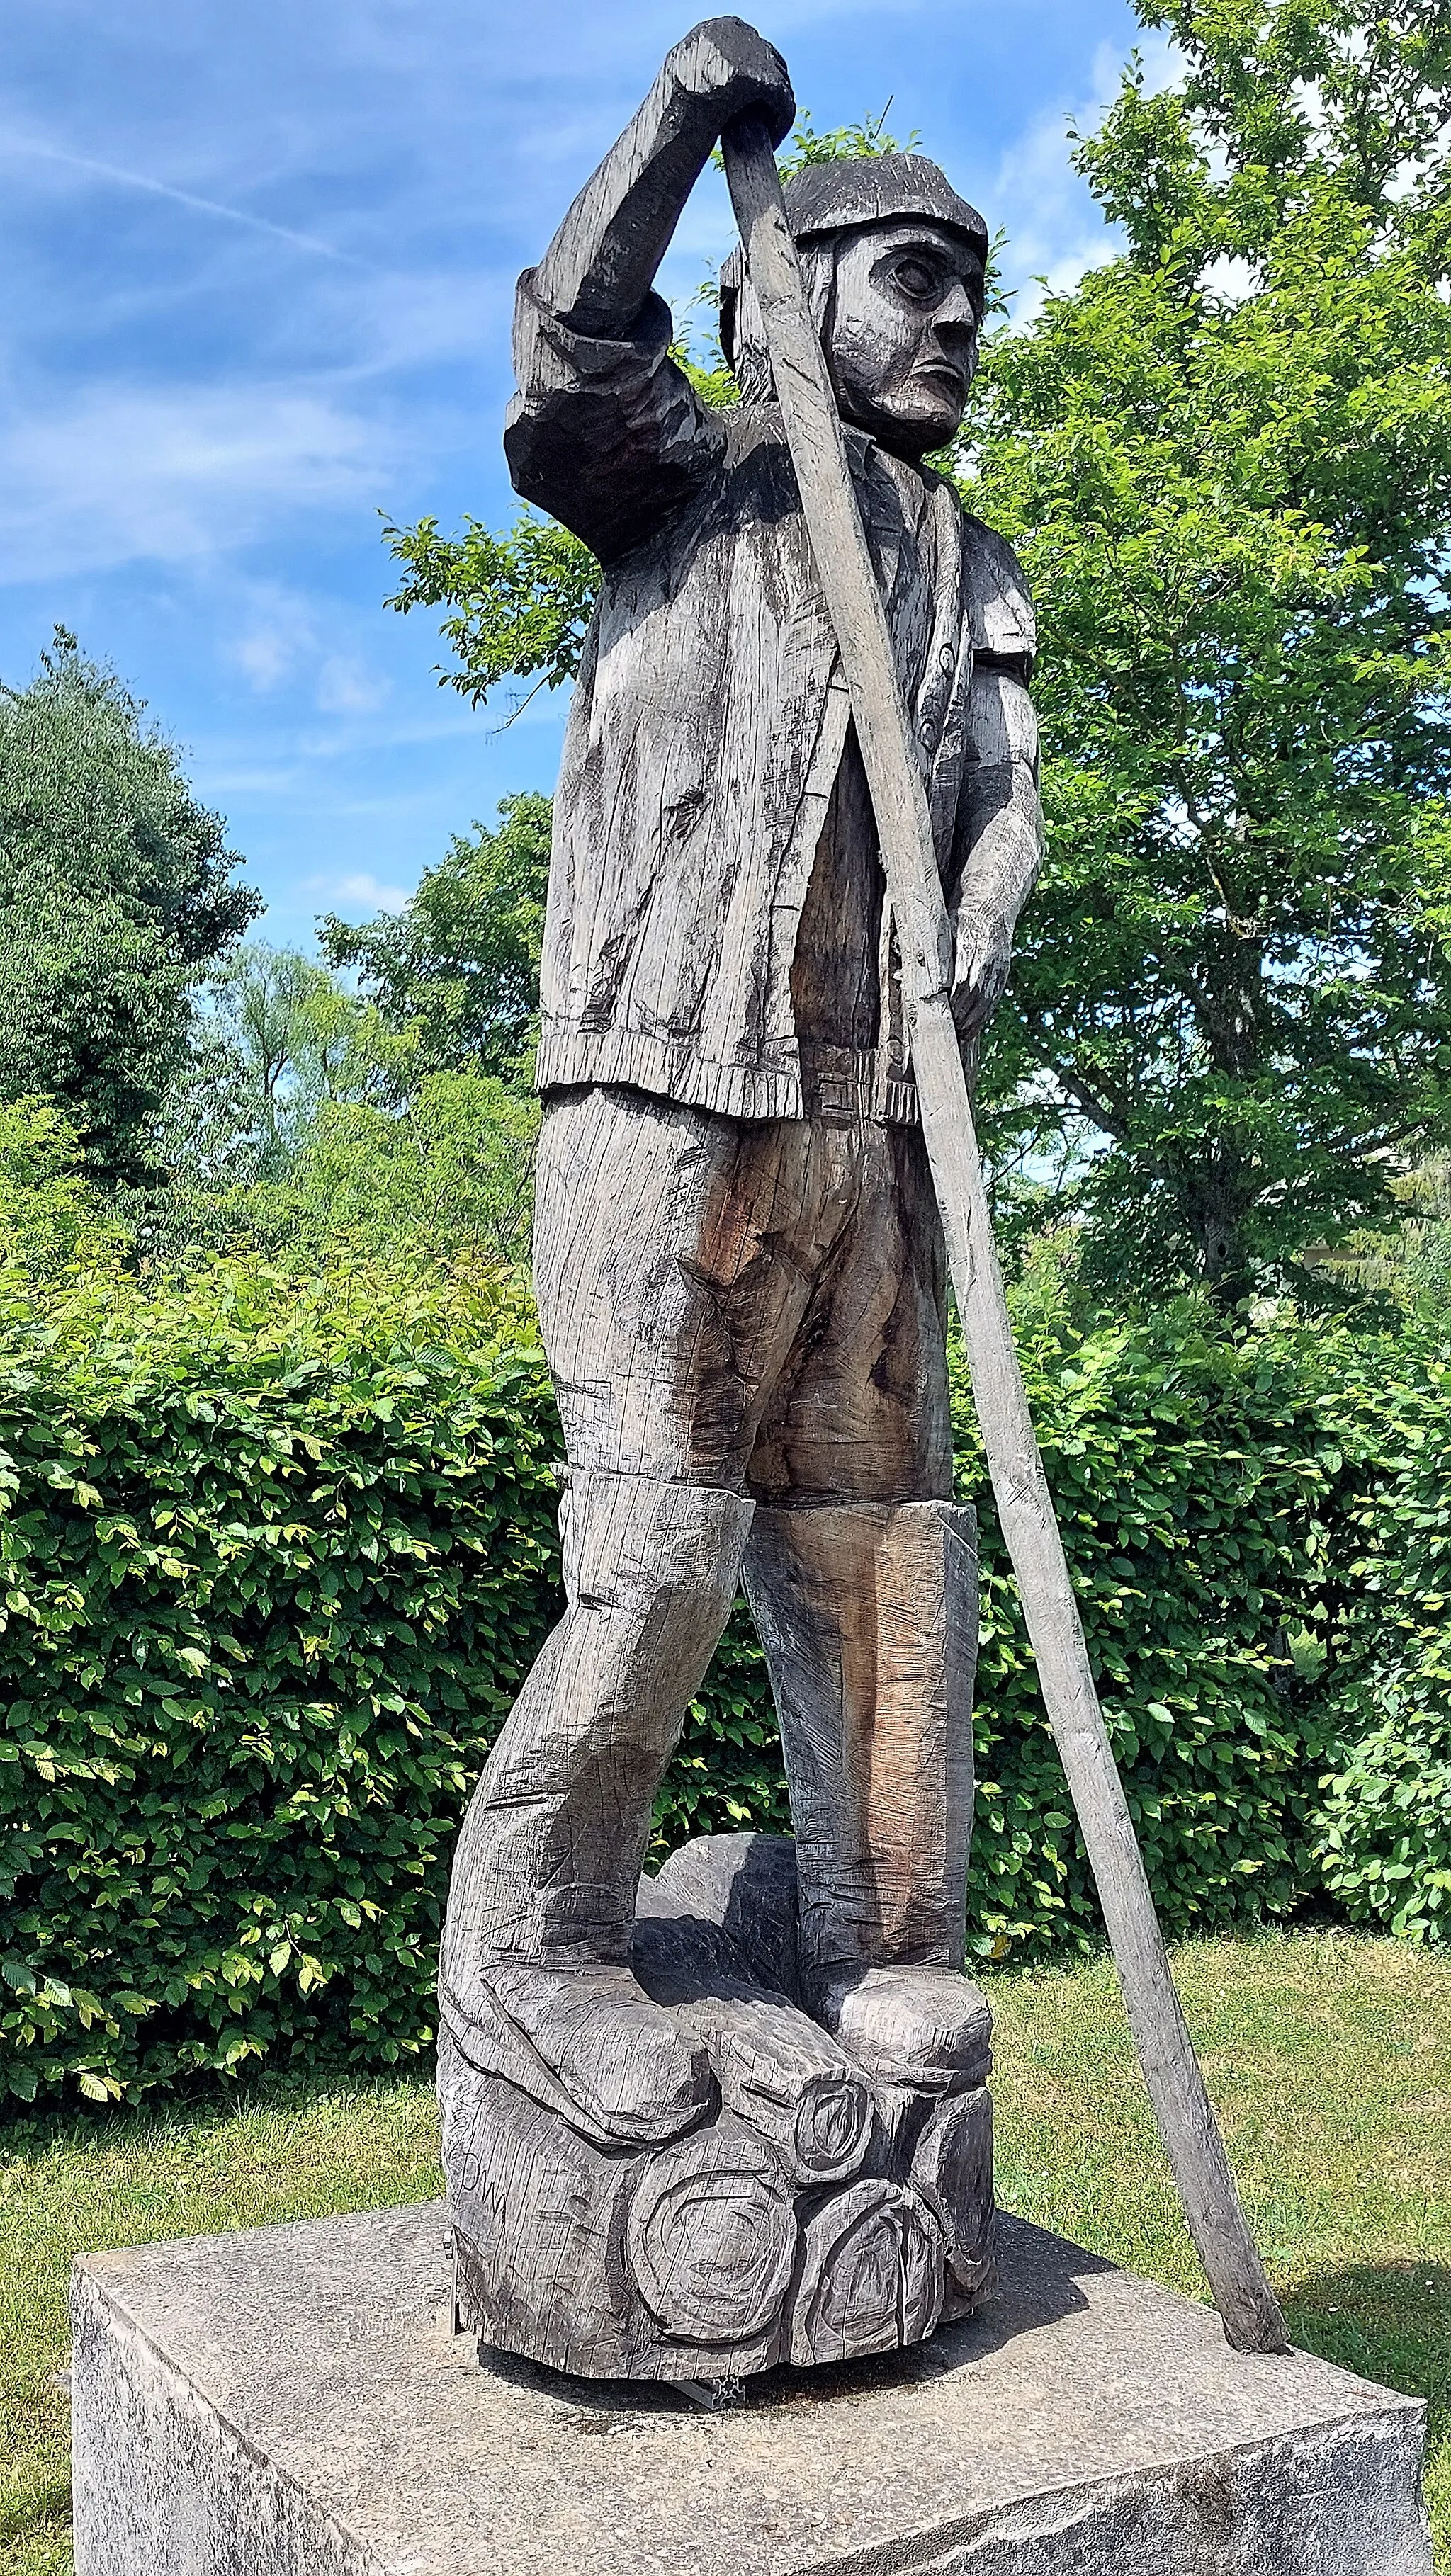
381 515 599 719
0 632 259 1183
319 795 553 1083
963 0 1451 1298
245 1072 540 1269
150 937 542 1271
201 943 395 1153
149 944 407 1253
0 1096 128 1275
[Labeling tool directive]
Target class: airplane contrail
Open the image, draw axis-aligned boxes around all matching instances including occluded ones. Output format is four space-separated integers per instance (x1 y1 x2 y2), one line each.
5 133 366 264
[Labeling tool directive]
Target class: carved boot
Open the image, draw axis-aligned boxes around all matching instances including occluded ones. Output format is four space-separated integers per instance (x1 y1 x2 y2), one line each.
439 1468 753 2147
743 1498 990 2088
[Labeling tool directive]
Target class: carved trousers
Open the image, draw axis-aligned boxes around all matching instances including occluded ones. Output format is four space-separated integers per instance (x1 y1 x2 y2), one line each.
440 1086 978 2019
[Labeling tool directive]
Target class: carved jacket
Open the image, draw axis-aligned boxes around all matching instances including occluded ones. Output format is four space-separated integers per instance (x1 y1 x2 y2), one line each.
506 273 1036 1124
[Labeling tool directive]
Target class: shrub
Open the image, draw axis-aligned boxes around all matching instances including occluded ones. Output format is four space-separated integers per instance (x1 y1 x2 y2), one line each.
951 1308 1377 1956
0 1255 1420 2111
0 1256 560 2105
1314 1354 1451 1940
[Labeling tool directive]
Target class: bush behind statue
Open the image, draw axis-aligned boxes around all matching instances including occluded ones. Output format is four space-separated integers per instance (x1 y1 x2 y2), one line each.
0 1257 1406 2106
1312 1353 1451 1943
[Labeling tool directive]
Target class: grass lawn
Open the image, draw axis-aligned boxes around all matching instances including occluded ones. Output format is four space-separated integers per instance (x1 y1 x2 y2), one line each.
3 1929 1447 2574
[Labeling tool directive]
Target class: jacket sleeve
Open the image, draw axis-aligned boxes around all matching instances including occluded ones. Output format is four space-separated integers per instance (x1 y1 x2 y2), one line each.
946 518 1043 1023
961 516 1036 682
503 268 726 565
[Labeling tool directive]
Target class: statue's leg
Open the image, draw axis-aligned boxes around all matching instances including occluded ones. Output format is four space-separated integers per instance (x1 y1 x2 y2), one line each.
440 1465 752 2144
745 1120 991 2087
743 1497 988 2080
440 1089 820 2146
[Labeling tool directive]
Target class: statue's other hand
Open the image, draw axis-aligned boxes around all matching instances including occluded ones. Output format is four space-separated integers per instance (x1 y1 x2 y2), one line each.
665 18 796 147
950 906 1014 1040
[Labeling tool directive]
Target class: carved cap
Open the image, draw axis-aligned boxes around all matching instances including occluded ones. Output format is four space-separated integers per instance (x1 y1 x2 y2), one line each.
781 154 987 255
718 154 987 370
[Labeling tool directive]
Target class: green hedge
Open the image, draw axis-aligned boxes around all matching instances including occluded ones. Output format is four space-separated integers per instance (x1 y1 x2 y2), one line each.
1314 1352 1451 1940
951 1315 1372 1954
0 1263 561 2104
0 1256 1428 2109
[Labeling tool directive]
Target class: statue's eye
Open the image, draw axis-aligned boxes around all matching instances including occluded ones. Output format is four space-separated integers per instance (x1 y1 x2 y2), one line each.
893 259 938 300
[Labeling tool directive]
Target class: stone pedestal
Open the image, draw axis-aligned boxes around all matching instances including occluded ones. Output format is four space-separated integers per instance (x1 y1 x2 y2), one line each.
72 2201 1430 2575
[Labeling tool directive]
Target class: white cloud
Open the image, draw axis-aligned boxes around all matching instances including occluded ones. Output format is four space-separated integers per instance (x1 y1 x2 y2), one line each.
0 128 365 263
0 383 390 580
312 869 410 914
315 654 390 715
990 30 1184 322
231 617 392 717
1200 252 1260 305
230 587 317 691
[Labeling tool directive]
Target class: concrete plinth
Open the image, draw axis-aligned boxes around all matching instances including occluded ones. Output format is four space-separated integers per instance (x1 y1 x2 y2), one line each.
71 2201 1430 2576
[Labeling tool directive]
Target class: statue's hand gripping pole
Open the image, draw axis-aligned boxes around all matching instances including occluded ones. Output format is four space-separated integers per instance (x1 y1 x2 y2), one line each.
721 106 1288 2357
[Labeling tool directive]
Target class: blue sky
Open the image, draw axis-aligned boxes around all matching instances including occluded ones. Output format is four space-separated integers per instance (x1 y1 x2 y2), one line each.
0 0 1153 948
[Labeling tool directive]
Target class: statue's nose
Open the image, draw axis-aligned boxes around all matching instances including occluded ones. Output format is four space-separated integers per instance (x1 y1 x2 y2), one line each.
933 282 976 336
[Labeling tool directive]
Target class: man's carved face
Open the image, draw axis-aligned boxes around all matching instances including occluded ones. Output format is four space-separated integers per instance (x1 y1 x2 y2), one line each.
825 218 983 460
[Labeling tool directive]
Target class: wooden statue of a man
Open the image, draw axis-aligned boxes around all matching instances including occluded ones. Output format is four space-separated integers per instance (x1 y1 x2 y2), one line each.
441 20 1041 2159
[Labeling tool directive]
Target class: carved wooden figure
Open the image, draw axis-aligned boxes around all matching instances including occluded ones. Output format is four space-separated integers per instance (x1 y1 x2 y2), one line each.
438 14 1042 2378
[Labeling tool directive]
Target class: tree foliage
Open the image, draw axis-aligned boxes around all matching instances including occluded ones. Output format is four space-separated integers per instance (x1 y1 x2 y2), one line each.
243 1074 540 1269
319 794 553 1083
966 0 1451 1296
382 516 599 716
0 633 259 1184
0 1098 128 1276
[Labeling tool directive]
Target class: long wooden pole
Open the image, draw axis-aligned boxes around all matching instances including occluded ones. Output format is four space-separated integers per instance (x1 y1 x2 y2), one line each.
721 111 1288 2356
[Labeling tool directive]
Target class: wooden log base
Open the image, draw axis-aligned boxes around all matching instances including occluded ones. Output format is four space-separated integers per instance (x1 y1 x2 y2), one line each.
442 1834 996 2381
441 1958 714 2152
789 2179 944 2368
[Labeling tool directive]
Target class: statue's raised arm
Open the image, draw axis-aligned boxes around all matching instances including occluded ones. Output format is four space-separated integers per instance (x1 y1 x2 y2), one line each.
506 19 794 560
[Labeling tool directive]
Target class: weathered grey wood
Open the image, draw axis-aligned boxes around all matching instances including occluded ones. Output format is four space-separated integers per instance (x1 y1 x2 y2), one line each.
641 1829 803 2002
440 2025 645 2380
441 2026 794 2382
627 2111 796 2342
722 107 1288 2357
789 2179 944 2367
743 1499 981 2048
439 1467 752 2151
820 1961 992 2092
441 23 1044 2373
912 2084 995 2311
634 1948 876 2186
441 1838 993 2383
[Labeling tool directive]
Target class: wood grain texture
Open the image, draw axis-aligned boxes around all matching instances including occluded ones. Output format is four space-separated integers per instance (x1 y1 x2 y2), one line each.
912 2084 995 2312
722 108 1288 2356
789 2179 944 2368
743 1499 978 1995
639 1828 803 2001
627 2113 796 2343
634 1948 876 2186
444 1833 995 2384
436 18 1058 2378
